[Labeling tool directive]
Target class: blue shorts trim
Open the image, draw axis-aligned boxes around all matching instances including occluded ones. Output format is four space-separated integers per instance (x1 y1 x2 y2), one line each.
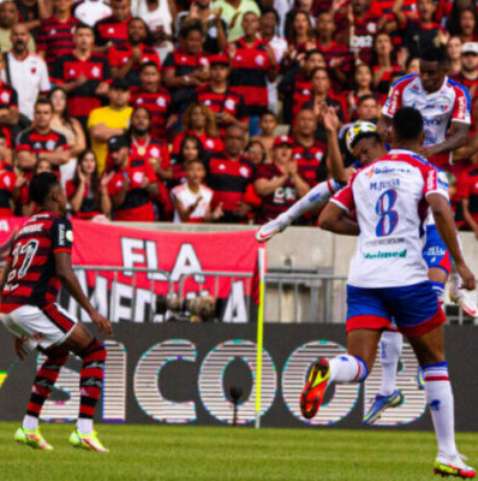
346 282 446 336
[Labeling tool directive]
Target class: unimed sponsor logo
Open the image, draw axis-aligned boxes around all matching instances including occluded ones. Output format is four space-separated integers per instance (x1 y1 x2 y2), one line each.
363 249 407 259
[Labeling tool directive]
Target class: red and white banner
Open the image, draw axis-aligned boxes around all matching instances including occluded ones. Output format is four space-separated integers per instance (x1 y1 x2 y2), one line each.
0 218 262 323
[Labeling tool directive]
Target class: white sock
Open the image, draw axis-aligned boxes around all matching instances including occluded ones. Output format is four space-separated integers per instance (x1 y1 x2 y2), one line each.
379 331 403 396
424 362 458 458
281 180 340 224
22 414 39 431
77 418 93 435
329 354 368 383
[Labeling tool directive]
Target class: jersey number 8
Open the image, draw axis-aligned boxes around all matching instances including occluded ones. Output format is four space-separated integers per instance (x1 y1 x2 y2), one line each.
375 189 399 237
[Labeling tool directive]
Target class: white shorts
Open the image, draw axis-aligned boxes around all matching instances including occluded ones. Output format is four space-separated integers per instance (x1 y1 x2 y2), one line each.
0 303 77 350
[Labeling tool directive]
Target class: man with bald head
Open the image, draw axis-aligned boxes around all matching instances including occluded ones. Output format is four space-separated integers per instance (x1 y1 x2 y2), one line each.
0 1 35 52
1 24 51 120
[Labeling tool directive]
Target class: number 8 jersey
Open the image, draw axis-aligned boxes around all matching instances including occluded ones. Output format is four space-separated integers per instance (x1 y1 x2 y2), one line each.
331 149 448 288
1 212 73 313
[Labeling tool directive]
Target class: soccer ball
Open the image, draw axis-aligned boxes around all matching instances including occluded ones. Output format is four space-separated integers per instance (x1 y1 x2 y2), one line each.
345 121 377 154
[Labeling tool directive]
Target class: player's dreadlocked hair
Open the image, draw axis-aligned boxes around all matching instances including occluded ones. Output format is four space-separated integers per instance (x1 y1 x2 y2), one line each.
29 172 59 206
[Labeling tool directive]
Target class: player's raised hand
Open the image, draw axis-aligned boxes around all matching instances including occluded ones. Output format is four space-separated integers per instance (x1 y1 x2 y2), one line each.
456 262 476 291
91 311 113 336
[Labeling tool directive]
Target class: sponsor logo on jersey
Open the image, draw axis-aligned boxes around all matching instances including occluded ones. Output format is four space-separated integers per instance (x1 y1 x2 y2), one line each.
363 249 407 259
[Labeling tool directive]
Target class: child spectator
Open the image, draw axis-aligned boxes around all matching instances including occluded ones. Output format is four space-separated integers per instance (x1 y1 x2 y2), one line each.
252 111 278 161
171 159 223 223
171 134 207 185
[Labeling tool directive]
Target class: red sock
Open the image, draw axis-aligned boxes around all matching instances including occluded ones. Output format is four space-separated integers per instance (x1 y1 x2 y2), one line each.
79 340 106 419
26 354 69 418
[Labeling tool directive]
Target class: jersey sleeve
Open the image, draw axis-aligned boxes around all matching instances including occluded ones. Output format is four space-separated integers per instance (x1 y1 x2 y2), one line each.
381 77 407 118
423 166 449 199
51 217 73 254
451 84 471 125
330 183 355 212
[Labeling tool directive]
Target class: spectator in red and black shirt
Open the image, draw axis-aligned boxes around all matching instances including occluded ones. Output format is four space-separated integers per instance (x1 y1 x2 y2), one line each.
0 130 17 217
316 12 353 89
172 103 223 159
229 12 277 132
129 107 173 218
302 68 344 124
94 0 131 47
52 24 110 124
16 99 71 177
461 165 478 237
109 17 161 87
291 108 328 186
0 79 19 131
196 54 247 134
130 62 171 141
254 135 310 224
37 0 79 72
371 32 403 102
206 125 254 223
66 149 112 220
278 49 325 123
163 20 210 114
452 42 478 100
107 135 158 221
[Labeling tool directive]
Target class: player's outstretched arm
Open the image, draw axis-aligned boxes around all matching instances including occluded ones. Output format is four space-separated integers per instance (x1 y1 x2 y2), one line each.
318 201 359 236
255 180 341 242
427 192 476 290
54 252 113 335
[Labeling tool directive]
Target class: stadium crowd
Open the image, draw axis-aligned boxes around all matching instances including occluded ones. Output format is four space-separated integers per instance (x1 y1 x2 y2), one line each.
0 0 477 230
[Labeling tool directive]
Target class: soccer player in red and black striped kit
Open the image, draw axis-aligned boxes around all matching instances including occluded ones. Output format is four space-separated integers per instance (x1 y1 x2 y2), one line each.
0 172 112 452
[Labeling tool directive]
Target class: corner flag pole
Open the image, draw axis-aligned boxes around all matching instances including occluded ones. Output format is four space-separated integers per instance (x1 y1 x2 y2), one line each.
255 247 266 429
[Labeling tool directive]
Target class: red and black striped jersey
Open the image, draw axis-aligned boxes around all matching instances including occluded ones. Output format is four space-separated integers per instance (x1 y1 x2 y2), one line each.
65 180 102 220
254 163 302 224
1 212 73 312
206 154 254 215
51 53 111 120
130 87 171 140
94 15 130 46
0 82 18 111
129 137 170 172
37 16 80 71
196 85 246 119
0 165 16 218
16 128 69 154
163 49 209 77
108 43 161 87
229 38 273 116
171 131 224 157
291 140 328 186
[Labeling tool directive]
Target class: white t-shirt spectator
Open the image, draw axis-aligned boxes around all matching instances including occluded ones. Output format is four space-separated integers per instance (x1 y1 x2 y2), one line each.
171 183 214 223
1 52 51 120
132 0 173 35
74 0 112 27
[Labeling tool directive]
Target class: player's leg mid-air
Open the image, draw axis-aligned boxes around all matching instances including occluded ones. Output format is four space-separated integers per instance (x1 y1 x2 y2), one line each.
0 173 113 452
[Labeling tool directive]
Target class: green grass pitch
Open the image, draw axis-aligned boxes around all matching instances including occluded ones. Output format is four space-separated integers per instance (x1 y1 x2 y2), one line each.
0 422 477 481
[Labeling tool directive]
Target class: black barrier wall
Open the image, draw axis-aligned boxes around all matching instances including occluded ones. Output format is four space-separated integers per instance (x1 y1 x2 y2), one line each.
0 323 477 430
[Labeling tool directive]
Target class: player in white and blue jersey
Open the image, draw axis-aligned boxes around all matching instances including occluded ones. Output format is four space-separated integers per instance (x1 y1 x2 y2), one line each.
302 108 476 478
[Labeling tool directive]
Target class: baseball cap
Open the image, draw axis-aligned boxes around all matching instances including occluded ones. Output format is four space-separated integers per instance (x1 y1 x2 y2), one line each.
108 135 129 152
209 54 230 66
110 78 130 91
462 42 478 55
273 135 293 148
